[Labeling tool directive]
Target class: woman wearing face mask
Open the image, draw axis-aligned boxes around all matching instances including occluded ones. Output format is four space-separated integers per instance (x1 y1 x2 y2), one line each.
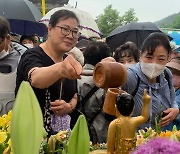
19 35 34 49
113 41 140 68
166 56 180 129
121 32 179 131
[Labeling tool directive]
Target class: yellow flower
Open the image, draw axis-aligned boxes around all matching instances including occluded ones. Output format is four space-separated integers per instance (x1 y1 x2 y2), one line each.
0 132 7 143
159 131 173 138
56 130 68 142
136 135 145 146
8 139 14 154
6 111 12 124
8 139 12 147
7 124 11 133
0 116 6 128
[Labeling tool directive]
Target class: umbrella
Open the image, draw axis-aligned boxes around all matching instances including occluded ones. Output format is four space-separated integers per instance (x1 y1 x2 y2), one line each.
39 6 101 39
168 31 180 46
106 22 172 51
0 0 42 22
9 19 47 37
0 0 47 36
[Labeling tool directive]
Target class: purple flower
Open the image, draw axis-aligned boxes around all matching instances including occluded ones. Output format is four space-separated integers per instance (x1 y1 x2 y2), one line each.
132 138 180 154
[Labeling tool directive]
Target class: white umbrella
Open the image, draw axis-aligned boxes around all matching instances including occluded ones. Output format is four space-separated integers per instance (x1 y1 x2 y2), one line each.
39 6 101 39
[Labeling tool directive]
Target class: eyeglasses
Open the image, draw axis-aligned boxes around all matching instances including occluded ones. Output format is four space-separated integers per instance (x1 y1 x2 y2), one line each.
56 26 81 39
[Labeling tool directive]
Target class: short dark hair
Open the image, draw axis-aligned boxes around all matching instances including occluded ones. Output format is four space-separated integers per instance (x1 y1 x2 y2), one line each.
0 16 10 39
116 93 134 116
114 41 139 62
49 10 79 27
141 32 171 55
83 41 111 66
32 34 40 41
20 35 34 44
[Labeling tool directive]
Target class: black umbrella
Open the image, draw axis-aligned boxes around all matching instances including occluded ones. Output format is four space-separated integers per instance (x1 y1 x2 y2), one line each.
0 0 47 36
106 22 172 51
0 0 42 22
9 19 47 37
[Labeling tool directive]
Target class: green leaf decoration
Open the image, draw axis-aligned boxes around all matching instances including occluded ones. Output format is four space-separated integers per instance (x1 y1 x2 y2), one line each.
143 128 152 138
68 115 90 154
47 135 56 153
10 81 44 154
154 115 161 134
172 125 177 131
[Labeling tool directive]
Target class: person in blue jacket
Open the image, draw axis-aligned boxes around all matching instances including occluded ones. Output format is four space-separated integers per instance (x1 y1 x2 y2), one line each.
121 32 179 131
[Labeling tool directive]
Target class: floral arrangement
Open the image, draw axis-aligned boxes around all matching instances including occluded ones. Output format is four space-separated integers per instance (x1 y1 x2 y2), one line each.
0 82 90 154
89 142 107 151
1 82 180 154
1 108 180 154
133 138 180 154
41 130 69 154
0 110 88 154
134 126 180 153
136 126 180 146
0 111 12 154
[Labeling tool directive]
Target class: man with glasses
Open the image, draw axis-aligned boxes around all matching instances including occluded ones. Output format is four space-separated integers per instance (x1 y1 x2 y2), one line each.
0 16 27 115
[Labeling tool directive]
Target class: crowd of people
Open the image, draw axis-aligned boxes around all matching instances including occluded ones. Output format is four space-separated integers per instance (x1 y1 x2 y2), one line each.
0 9 180 144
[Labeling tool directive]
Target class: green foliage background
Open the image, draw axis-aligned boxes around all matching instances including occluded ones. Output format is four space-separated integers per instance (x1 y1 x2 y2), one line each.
96 5 138 37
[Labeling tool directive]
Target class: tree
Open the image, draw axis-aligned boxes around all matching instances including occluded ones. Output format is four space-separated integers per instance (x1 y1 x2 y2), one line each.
96 5 122 37
158 14 180 29
171 15 180 29
96 5 138 37
121 8 138 25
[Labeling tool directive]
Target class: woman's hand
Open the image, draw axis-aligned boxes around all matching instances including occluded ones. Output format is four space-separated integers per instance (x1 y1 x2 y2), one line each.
50 100 71 116
28 54 82 89
160 108 179 127
60 54 82 79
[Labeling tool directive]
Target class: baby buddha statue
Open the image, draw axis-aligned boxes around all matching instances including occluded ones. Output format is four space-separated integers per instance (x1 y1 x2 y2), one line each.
107 89 151 154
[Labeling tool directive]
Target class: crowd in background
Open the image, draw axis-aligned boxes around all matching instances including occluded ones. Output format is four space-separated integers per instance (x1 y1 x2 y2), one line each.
0 9 180 144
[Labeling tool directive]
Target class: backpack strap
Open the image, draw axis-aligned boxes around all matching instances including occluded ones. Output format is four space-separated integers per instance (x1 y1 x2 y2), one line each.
132 75 140 97
80 85 105 124
175 87 180 92
88 95 105 124
81 85 99 112
164 69 170 89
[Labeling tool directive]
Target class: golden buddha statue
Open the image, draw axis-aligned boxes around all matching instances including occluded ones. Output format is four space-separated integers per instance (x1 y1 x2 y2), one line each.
107 89 151 154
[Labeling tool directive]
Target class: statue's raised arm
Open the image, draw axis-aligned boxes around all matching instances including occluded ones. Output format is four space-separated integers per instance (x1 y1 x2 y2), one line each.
107 89 151 154
132 89 151 126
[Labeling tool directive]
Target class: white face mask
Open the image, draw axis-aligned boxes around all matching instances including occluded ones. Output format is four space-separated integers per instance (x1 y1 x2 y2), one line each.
0 50 9 59
24 43 33 48
125 63 136 68
140 62 166 79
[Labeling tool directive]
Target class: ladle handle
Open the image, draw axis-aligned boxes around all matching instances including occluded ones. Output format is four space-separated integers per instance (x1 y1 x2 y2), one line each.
81 70 93 76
